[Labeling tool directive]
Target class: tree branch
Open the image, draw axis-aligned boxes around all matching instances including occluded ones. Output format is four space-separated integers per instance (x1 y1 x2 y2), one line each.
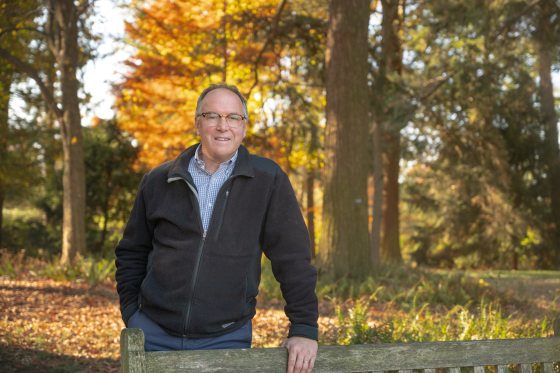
0 26 47 39
418 71 456 101
77 0 94 16
0 46 62 119
245 0 288 99
489 0 543 43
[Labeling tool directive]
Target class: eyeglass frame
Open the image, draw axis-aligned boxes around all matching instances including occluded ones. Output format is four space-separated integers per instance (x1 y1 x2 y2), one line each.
196 111 247 128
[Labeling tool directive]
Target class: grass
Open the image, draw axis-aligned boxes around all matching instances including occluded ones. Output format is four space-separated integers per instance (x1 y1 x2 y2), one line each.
258 258 559 344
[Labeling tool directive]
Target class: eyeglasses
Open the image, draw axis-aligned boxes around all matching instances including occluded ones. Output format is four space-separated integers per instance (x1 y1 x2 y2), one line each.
197 112 247 128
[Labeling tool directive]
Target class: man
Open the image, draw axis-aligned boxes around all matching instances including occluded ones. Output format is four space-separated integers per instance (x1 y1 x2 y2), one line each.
115 84 318 373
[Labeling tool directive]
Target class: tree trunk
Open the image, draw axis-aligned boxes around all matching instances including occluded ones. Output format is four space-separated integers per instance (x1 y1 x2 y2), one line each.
371 119 383 268
0 68 11 249
50 0 87 265
380 0 403 263
536 1 560 267
306 169 316 258
319 0 372 278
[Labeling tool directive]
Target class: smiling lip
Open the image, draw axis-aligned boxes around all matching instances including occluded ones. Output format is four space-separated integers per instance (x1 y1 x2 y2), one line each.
215 137 230 141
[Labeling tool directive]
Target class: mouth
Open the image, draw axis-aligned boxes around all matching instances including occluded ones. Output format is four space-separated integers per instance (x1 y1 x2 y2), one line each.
214 137 230 142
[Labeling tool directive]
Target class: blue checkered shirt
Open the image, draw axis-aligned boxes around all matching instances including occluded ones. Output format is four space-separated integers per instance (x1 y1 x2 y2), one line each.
188 145 238 233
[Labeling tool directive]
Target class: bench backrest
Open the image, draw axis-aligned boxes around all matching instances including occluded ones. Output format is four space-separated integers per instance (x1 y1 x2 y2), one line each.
120 328 560 373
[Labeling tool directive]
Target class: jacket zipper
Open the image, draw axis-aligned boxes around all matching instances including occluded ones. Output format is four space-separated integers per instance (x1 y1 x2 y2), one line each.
179 178 205 336
183 229 206 335
180 176 236 335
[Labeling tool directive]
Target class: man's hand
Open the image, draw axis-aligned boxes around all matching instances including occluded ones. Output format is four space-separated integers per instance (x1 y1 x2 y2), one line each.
282 336 318 373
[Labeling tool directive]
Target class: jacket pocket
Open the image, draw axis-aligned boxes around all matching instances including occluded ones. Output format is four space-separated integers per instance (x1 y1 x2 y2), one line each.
192 254 250 332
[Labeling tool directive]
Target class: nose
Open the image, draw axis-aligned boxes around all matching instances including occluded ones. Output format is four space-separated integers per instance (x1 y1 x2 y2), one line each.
215 116 229 130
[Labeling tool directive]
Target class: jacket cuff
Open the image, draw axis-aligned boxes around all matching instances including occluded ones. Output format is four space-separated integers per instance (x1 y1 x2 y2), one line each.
288 324 318 341
122 302 139 326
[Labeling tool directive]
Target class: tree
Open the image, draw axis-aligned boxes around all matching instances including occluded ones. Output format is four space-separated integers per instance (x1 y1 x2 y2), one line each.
378 0 405 263
118 0 283 166
84 118 143 255
397 0 555 268
534 0 560 266
0 0 92 264
118 0 327 167
0 0 41 248
318 0 372 278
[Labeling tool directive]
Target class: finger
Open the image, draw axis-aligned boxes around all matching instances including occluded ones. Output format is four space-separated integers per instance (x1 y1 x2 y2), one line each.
305 358 315 373
308 357 316 372
293 353 305 373
302 355 312 373
287 350 297 373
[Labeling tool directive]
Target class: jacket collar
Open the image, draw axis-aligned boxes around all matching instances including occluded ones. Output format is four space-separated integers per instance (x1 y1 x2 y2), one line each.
167 143 255 182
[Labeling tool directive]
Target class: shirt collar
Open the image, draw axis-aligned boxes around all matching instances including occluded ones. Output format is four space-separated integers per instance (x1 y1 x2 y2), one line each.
194 144 238 171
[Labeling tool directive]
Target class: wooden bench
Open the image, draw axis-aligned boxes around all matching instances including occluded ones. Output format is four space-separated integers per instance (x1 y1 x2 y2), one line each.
120 328 560 373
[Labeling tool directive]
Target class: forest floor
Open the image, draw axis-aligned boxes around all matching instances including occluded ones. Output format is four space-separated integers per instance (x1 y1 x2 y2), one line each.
0 269 558 372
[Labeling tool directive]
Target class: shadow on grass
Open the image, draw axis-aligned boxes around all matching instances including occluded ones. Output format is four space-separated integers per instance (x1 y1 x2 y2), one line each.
0 343 119 373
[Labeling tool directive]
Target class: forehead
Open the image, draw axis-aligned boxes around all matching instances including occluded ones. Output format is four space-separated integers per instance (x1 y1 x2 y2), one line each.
200 88 244 111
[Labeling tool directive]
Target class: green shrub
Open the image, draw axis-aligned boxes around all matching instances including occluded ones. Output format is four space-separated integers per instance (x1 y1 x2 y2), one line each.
0 250 27 278
2 214 59 255
335 298 393 344
334 298 553 344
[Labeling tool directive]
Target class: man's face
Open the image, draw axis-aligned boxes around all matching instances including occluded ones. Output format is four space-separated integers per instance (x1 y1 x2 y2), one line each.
196 88 247 164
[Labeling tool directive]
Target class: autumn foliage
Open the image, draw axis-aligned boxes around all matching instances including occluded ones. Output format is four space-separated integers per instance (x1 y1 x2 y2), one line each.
117 0 326 169
119 0 280 166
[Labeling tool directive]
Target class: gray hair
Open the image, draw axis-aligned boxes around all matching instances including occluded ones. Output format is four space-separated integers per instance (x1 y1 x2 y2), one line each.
195 84 249 120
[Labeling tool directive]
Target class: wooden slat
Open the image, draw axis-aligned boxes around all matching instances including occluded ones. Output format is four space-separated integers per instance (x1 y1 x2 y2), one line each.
139 337 560 373
424 368 436 373
449 368 461 373
120 328 147 373
497 365 508 373
543 363 554 373
398 370 412 373
520 364 532 373
146 348 288 373
474 366 485 373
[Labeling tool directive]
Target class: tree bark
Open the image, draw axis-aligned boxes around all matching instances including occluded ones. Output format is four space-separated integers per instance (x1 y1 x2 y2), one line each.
319 0 372 278
379 0 403 263
535 1 560 267
48 0 86 265
306 169 316 258
0 67 11 249
371 119 383 268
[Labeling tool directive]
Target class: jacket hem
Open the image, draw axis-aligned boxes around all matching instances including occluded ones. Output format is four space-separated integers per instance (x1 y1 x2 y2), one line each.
122 302 138 326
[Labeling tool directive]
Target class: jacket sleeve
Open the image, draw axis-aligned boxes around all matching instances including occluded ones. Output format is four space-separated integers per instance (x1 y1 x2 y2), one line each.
261 169 319 341
115 173 153 325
